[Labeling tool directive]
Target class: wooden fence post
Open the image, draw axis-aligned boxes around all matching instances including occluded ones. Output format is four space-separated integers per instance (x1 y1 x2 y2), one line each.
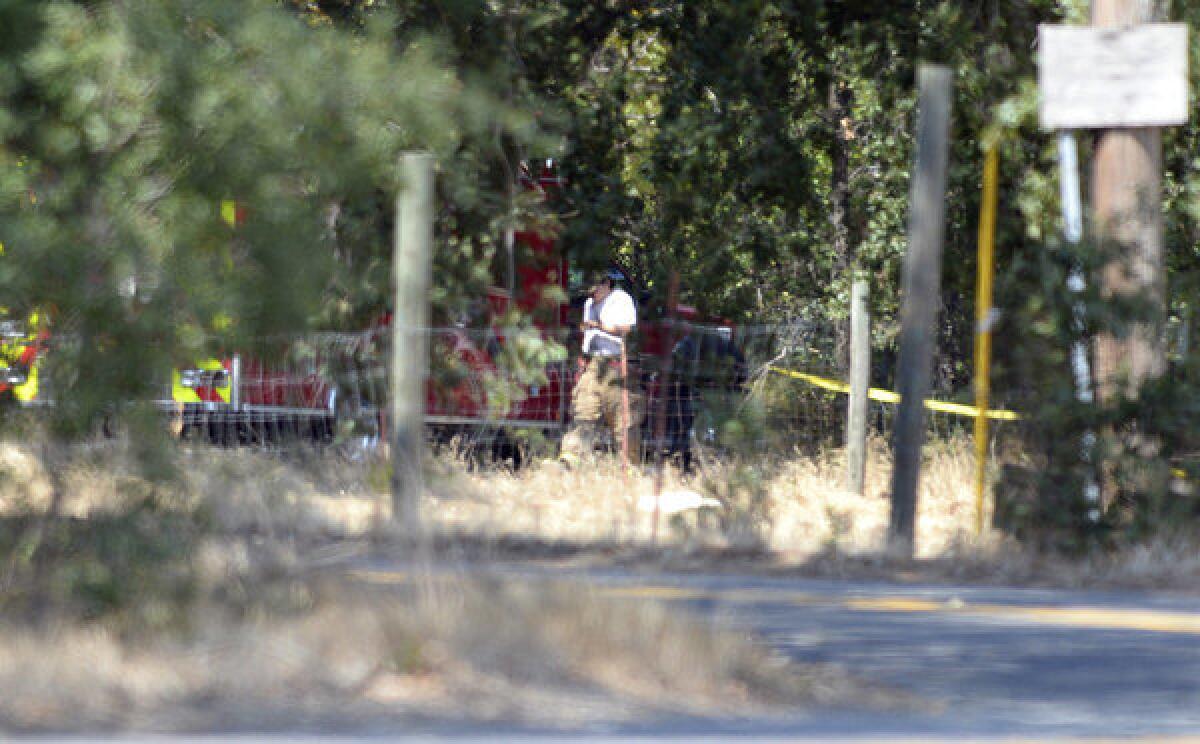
846 278 870 495
391 153 435 531
650 271 680 544
889 65 953 557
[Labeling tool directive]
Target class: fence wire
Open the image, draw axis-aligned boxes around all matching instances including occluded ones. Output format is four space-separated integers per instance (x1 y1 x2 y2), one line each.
9 318 1020 469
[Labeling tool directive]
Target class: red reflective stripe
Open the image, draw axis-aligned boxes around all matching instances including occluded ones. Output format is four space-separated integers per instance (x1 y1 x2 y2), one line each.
196 386 223 403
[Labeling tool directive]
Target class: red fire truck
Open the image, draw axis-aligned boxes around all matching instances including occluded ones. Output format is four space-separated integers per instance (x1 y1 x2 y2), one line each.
169 160 573 454
10 160 742 463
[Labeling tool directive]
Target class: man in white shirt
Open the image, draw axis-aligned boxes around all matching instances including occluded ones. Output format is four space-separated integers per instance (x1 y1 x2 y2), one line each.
559 272 640 465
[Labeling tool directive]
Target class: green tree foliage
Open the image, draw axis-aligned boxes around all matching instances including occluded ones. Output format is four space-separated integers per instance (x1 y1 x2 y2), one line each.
341 1 1063 366
7 0 1200 536
0 0 524 433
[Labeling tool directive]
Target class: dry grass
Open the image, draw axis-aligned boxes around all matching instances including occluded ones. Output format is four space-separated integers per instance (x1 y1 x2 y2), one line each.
425 436 1200 591
0 434 982 561
0 573 882 733
426 436 979 559
5 429 1199 734
0 438 382 536
6 435 1200 592
5 430 1198 732
0 438 898 733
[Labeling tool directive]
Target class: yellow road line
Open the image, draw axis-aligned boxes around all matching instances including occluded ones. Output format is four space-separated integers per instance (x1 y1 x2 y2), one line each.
597 584 1200 636
844 596 1200 635
594 585 710 600
349 568 411 585
351 571 1200 636
598 585 829 605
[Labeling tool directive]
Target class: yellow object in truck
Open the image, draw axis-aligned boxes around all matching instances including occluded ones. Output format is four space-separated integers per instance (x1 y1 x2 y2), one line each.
172 359 232 404
0 309 43 404
12 362 37 403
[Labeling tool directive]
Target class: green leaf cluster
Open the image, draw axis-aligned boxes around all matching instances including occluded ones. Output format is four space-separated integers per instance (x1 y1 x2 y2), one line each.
0 0 518 433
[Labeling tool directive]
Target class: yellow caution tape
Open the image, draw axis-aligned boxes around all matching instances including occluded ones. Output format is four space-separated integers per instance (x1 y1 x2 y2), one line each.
769 365 1021 421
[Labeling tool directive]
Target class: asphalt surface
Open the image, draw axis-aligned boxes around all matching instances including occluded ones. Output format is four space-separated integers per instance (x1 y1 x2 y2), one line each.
356 562 1200 740
27 566 1200 742
594 572 1200 738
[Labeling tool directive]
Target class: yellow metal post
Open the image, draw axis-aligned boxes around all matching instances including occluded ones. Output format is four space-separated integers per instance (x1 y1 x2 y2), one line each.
974 147 1000 535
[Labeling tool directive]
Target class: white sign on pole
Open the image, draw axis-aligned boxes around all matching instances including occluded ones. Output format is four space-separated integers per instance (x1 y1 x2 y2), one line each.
1038 23 1189 130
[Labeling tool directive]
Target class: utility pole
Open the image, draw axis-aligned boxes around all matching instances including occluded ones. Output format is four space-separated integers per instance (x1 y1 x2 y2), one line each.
1039 6 1187 514
391 153 435 531
1091 0 1167 403
1091 1 1170 508
889 65 953 557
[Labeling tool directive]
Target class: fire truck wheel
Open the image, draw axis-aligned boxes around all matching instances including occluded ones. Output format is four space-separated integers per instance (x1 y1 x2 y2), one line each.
208 415 238 447
272 417 300 443
311 415 336 445
490 428 523 470
247 415 292 446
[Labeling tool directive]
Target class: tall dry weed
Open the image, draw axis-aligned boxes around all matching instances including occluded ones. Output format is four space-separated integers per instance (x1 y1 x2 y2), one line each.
0 571 877 732
428 435 982 559
0 437 897 732
428 436 1200 589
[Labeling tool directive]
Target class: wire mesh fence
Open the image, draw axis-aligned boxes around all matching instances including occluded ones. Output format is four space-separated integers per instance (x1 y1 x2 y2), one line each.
7 317 1020 470
720 320 1004 452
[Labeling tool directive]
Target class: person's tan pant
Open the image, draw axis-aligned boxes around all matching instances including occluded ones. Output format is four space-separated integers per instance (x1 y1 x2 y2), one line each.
560 356 641 462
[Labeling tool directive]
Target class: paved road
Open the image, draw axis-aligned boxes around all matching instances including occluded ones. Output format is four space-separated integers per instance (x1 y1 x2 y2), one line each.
593 572 1200 738
358 563 1200 740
